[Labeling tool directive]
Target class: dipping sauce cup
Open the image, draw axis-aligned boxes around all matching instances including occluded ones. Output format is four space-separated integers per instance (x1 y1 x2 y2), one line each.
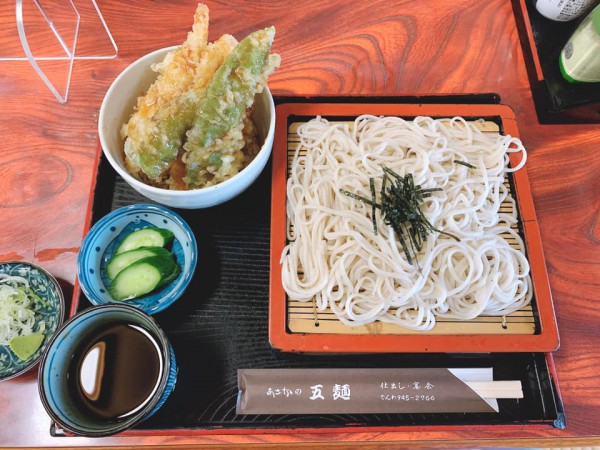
38 304 177 437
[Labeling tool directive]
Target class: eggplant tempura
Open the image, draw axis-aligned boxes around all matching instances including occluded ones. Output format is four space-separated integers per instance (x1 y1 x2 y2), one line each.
121 3 280 189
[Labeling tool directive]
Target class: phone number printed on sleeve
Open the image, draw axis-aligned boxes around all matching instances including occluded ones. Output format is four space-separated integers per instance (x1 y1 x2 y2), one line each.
380 394 436 401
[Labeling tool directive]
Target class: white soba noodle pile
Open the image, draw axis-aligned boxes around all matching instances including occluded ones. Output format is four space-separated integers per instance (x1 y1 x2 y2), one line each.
281 115 532 331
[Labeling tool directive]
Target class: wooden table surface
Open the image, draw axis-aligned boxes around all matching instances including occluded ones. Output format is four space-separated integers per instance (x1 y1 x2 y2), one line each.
0 0 599 447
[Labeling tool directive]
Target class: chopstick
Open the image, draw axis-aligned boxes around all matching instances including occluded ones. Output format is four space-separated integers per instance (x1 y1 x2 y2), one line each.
465 380 523 399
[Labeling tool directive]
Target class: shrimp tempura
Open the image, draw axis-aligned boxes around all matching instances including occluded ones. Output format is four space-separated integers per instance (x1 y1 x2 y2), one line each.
120 3 279 190
121 4 236 184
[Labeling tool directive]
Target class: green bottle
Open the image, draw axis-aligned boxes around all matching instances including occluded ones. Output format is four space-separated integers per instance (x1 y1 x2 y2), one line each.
559 4 600 83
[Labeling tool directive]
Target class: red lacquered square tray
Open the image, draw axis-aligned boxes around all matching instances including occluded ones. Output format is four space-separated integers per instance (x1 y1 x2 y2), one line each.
269 102 559 353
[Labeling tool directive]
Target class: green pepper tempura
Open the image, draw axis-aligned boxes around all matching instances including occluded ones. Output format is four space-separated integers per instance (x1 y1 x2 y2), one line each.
121 3 279 190
183 27 278 188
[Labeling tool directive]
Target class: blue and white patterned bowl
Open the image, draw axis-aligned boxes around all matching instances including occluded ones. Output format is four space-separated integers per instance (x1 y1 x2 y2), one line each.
0 261 64 381
77 204 197 314
38 304 177 437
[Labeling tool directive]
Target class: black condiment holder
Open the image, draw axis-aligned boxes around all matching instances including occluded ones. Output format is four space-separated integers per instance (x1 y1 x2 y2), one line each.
511 0 600 123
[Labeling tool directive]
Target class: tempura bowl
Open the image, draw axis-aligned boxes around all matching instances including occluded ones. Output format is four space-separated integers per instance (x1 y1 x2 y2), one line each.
99 46 275 209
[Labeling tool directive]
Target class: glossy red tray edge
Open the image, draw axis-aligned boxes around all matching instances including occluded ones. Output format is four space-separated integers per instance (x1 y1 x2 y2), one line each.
68 141 105 319
269 102 559 353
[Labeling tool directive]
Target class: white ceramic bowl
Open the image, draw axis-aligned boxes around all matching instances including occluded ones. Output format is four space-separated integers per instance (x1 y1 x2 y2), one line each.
98 46 275 209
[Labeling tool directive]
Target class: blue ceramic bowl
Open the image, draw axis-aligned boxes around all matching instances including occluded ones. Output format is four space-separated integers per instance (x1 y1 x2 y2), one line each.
0 261 64 381
77 204 197 314
38 304 177 437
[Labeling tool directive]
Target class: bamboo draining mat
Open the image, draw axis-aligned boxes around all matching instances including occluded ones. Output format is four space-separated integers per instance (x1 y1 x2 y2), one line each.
285 119 536 336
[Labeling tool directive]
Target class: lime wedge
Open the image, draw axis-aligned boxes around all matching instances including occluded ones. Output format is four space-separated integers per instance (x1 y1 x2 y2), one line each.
9 334 45 361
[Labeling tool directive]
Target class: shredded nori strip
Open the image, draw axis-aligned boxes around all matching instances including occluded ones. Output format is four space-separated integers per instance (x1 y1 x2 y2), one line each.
453 159 476 169
340 166 460 265
369 177 377 235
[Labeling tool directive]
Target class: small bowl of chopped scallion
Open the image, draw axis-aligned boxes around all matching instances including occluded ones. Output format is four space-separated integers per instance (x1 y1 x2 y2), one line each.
0 261 65 381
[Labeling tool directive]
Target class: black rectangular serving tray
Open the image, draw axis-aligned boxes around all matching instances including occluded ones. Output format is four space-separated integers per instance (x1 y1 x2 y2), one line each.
64 95 564 434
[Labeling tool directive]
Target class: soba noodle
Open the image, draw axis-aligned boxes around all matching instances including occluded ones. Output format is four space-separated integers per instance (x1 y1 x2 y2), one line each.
280 115 532 331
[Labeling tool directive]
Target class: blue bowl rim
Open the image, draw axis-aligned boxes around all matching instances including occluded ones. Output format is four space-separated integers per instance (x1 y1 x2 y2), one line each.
0 260 65 382
37 303 174 437
77 203 198 315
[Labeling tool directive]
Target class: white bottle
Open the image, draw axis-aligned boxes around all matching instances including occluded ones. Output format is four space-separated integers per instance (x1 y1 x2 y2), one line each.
559 4 600 82
535 0 597 21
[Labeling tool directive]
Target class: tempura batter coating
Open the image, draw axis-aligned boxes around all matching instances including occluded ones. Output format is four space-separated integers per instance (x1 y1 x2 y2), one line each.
182 27 279 188
121 5 237 183
120 4 279 190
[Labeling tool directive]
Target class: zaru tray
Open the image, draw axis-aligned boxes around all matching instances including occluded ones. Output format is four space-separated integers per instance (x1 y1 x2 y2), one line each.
282 119 534 336
61 96 564 436
269 102 559 354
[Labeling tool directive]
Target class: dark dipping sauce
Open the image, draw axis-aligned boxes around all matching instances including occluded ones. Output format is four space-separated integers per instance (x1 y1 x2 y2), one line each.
68 323 163 421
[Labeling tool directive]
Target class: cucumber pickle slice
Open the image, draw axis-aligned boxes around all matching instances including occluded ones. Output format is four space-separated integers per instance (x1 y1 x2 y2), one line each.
108 254 181 301
106 246 172 280
115 228 174 255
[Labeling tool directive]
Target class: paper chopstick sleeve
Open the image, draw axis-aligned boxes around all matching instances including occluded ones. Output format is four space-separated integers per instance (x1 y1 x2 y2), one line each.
237 368 499 414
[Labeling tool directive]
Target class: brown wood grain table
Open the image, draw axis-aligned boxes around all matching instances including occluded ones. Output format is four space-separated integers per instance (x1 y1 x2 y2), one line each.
0 0 599 447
